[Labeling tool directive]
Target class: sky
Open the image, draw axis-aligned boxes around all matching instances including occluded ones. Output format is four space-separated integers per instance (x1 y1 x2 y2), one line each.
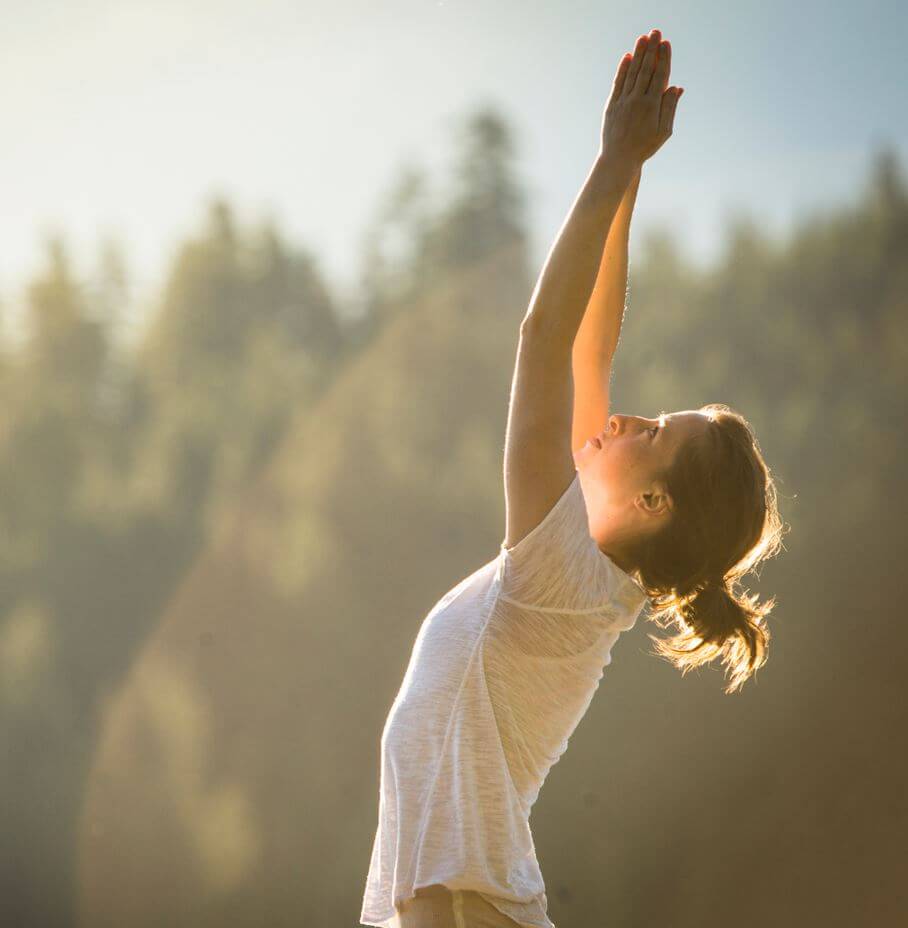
2 0 905 337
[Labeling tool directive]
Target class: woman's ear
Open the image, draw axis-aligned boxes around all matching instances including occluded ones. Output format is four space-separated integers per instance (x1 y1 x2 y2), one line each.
637 480 672 518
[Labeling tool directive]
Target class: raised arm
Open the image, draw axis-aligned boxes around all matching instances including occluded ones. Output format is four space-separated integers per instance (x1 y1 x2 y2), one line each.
503 29 682 549
502 155 636 549
570 166 642 454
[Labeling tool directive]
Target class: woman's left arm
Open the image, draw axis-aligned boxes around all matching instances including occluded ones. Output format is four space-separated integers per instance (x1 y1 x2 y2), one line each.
570 165 641 453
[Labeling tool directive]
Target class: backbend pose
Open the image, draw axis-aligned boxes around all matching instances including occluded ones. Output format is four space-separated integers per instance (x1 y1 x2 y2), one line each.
361 27 784 928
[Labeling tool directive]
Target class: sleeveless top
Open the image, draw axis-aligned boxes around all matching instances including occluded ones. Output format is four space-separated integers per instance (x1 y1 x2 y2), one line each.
360 472 649 928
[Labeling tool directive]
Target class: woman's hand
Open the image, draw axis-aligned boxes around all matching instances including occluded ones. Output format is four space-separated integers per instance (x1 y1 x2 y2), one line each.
600 29 683 168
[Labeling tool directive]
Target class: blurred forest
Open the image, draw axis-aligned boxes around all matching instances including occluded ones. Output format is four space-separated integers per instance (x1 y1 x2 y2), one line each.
2 106 906 927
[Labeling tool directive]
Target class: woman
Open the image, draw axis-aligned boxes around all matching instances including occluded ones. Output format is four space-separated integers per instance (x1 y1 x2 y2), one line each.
361 27 785 928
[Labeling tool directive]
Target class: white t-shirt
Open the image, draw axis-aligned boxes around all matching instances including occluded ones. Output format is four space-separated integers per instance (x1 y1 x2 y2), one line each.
360 471 649 928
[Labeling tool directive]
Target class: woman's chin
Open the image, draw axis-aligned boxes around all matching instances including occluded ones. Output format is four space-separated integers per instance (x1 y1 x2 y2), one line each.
574 438 601 465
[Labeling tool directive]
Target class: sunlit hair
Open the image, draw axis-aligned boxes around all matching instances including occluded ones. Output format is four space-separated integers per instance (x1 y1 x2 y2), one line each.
628 403 788 694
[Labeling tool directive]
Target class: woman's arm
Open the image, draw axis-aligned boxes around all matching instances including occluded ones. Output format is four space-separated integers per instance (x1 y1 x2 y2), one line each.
570 165 642 452
503 152 638 550
504 30 680 549
521 153 637 350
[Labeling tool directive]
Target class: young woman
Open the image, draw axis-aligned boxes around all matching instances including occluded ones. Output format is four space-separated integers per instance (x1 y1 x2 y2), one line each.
361 27 785 928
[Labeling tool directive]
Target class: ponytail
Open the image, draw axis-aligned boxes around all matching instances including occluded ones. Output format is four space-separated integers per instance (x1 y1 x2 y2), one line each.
646 575 775 695
629 403 787 694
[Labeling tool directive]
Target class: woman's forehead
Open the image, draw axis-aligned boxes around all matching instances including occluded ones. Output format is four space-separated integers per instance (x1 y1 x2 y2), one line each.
666 409 708 424
663 410 710 441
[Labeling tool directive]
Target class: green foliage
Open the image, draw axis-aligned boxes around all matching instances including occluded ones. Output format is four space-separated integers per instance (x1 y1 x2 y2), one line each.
131 198 342 532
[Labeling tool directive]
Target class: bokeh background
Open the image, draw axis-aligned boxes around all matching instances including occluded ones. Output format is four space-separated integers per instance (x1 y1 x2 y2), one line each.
2 2 906 926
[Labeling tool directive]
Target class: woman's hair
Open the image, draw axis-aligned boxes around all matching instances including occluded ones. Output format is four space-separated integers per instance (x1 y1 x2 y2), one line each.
628 403 788 694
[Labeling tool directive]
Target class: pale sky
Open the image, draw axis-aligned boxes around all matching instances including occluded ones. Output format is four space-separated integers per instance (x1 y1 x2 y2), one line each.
2 0 905 337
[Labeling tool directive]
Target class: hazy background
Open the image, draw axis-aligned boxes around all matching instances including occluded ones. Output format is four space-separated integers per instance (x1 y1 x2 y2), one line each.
2 1 907 926
3 0 906 337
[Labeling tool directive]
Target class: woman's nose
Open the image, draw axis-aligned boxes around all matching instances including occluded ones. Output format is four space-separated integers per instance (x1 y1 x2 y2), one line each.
608 414 652 435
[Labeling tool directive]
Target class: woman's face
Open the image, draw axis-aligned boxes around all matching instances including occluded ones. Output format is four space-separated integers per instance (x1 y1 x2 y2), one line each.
573 410 710 563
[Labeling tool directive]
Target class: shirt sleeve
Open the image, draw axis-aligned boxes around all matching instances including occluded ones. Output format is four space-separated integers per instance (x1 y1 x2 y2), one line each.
497 472 647 622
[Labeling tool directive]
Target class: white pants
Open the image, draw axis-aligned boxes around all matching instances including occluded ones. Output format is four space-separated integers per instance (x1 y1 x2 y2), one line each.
389 883 525 928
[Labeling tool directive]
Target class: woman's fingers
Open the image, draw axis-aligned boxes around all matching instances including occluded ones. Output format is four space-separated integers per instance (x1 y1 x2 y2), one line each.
611 52 632 100
624 34 649 95
649 40 671 97
603 29 679 163
659 87 683 137
635 29 662 95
